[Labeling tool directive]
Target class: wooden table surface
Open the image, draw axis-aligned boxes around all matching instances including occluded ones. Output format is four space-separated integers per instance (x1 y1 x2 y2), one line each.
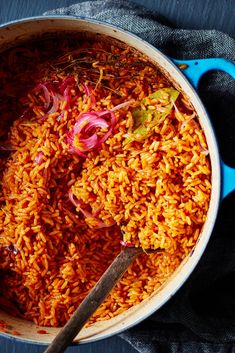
0 1 234 352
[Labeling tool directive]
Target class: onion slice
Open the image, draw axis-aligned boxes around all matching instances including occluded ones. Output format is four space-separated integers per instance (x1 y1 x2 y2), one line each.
82 83 91 97
34 152 44 165
68 192 115 229
66 111 114 157
59 77 76 109
82 83 96 108
34 84 51 109
111 100 133 111
79 134 98 152
66 99 133 156
59 77 75 93
120 240 135 248
68 192 80 208
48 94 59 114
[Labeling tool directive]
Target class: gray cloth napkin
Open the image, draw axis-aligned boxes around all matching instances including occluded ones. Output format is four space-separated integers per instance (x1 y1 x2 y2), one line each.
45 1 235 352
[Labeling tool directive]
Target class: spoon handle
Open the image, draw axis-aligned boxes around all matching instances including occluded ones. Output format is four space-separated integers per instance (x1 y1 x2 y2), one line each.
44 247 142 353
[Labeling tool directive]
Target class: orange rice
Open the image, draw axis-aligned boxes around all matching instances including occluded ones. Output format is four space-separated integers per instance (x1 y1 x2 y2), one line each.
0 34 211 327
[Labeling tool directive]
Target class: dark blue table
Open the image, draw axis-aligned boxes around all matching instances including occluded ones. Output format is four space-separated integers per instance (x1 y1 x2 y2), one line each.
0 1 234 352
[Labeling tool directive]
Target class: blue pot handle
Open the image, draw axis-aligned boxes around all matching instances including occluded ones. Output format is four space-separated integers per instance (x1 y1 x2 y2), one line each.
172 58 235 199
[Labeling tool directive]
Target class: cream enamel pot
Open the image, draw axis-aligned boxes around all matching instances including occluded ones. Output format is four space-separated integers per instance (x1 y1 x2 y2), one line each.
0 17 235 345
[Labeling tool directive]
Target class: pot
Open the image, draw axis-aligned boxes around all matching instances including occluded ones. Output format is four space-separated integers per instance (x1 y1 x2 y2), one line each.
0 16 235 345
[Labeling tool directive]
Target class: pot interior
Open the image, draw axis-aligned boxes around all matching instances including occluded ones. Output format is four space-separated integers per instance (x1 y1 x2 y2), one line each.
0 17 221 344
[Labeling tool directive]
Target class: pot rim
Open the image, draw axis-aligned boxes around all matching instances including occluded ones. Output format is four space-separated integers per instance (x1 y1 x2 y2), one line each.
0 15 221 345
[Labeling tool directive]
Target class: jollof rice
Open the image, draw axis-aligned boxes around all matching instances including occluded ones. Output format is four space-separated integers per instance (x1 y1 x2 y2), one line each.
0 34 211 327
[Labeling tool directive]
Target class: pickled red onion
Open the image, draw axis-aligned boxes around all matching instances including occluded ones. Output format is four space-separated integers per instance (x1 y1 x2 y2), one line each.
34 152 44 165
66 100 132 156
66 111 114 157
120 240 135 248
68 192 115 228
34 84 51 109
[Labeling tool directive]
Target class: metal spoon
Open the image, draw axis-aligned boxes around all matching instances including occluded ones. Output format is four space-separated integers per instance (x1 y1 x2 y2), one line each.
44 246 163 353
